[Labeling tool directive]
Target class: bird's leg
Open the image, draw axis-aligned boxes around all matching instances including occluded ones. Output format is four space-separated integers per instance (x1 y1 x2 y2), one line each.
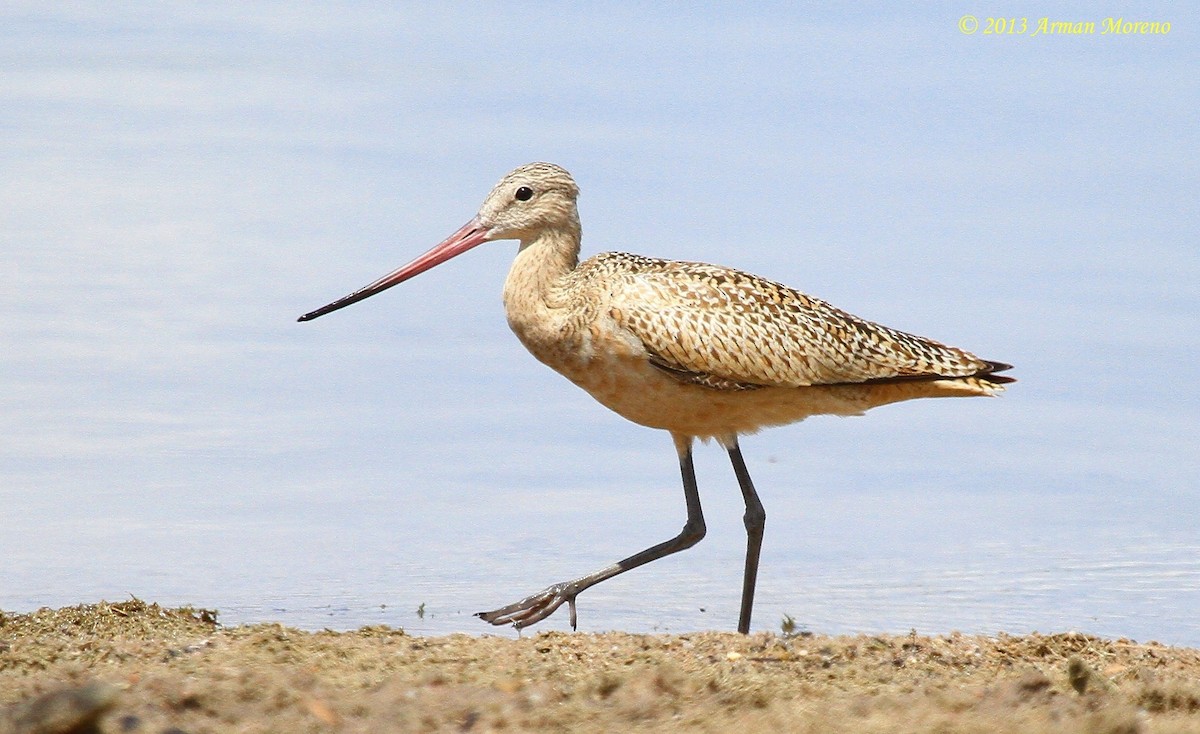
723 436 766 635
477 434 706 630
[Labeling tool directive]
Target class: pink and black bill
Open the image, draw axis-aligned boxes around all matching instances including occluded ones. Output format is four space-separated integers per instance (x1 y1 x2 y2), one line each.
298 218 490 322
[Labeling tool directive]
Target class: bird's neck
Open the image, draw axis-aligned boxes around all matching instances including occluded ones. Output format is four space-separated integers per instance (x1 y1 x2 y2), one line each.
503 224 581 310
502 224 585 365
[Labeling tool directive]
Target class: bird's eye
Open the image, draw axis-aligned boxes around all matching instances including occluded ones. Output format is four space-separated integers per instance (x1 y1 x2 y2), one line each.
515 186 533 201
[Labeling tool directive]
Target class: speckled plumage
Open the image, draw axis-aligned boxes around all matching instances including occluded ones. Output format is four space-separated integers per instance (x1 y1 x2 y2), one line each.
494 163 1012 441
586 252 1003 388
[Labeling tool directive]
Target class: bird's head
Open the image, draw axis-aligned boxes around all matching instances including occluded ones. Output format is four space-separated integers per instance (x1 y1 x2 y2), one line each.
476 162 581 243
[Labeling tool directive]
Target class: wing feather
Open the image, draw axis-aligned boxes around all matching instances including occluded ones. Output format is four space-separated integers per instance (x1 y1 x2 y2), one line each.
592 254 998 389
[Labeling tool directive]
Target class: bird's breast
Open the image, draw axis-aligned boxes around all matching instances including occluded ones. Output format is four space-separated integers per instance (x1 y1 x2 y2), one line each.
503 306 763 437
504 298 636 380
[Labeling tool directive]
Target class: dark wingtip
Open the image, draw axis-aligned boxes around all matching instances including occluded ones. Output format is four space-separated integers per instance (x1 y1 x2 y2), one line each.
857 359 1016 386
981 361 1016 384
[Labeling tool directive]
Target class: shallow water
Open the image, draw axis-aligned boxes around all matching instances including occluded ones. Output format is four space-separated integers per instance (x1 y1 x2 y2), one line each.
4 5 1198 645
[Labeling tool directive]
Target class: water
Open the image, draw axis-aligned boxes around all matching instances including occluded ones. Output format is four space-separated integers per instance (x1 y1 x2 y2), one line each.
3 5 1198 645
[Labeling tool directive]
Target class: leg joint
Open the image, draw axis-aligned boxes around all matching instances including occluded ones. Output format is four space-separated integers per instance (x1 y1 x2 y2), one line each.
679 518 707 547
742 504 765 533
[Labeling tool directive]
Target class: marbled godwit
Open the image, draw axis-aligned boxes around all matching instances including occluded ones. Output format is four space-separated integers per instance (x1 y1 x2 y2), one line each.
299 162 1013 634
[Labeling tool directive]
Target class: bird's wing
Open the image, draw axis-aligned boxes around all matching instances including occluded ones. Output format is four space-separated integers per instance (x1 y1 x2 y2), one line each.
597 255 996 389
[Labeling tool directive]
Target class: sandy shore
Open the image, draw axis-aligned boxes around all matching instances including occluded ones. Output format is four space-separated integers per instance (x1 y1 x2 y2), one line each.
2 599 1199 733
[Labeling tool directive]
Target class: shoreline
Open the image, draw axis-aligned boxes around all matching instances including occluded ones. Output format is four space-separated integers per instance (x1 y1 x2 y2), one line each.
3 599 1199 732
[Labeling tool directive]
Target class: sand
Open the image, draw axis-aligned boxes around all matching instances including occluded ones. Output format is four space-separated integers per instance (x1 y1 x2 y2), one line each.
3 599 1200 733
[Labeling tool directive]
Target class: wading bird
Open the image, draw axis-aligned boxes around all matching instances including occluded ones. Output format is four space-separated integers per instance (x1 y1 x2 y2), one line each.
299 162 1013 634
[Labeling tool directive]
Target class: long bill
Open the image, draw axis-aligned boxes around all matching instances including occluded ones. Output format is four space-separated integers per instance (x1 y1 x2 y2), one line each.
298 218 491 322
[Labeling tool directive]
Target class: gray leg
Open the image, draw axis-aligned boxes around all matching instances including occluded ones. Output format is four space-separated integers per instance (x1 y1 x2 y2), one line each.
726 437 765 634
477 433 706 630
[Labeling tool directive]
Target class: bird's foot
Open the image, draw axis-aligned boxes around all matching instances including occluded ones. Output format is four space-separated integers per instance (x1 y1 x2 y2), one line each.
476 582 579 630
